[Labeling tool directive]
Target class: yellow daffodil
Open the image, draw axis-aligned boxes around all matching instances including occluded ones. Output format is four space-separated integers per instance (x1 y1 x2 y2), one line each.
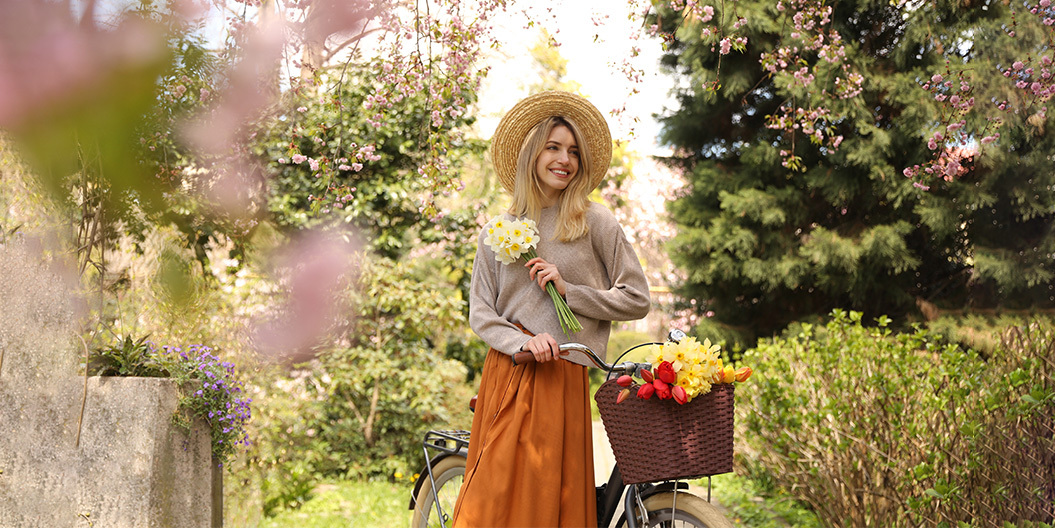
652 335 725 399
482 215 580 334
646 344 664 366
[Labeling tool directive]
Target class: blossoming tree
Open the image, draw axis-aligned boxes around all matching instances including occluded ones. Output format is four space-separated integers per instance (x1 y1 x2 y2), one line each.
649 0 1055 343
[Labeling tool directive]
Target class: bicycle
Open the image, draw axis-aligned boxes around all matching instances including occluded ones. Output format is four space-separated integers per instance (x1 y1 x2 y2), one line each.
409 331 735 528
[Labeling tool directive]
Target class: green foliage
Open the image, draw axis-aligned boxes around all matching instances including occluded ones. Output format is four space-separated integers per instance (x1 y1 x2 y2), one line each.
87 335 170 377
312 256 467 476
740 311 1055 526
927 312 1055 355
242 370 332 516
656 0 1055 342
258 63 484 259
243 255 475 516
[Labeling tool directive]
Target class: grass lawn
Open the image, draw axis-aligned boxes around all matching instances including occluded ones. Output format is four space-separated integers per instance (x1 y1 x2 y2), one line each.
259 479 414 528
257 472 819 528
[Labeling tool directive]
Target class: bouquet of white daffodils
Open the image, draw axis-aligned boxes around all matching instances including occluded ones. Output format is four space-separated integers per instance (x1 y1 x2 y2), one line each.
483 216 582 334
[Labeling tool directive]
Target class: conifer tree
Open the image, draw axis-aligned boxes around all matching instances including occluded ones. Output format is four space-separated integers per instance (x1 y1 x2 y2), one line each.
653 0 1055 343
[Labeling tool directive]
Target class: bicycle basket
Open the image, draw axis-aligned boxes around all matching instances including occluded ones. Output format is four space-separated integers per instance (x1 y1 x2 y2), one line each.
594 379 734 484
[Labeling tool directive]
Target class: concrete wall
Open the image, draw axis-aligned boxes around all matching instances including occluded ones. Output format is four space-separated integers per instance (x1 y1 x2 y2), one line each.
0 377 222 528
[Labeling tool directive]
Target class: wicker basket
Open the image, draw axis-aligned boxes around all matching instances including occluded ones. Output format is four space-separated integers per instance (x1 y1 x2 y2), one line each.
594 379 734 484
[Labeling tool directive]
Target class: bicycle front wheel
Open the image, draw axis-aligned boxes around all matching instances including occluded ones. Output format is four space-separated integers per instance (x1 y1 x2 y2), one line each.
410 455 467 528
618 490 734 528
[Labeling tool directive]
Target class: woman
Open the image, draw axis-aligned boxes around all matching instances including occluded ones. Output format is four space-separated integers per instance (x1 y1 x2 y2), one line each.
452 91 651 527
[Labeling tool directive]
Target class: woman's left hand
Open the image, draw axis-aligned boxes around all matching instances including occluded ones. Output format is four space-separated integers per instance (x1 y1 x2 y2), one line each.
525 257 566 297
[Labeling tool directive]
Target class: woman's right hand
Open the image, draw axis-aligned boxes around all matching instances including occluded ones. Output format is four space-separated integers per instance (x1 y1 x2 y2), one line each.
521 333 560 362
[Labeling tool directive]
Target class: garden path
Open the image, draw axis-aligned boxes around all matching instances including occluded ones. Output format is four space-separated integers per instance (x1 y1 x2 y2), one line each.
593 419 616 486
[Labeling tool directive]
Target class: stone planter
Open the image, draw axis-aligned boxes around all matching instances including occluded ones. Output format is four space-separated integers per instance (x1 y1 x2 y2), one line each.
0 376 222 527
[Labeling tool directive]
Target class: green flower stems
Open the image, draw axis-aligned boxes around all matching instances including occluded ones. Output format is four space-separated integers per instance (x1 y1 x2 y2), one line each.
524 248 582 334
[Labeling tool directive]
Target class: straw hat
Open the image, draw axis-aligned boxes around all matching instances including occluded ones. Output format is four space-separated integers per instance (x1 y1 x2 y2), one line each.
491 91 612 193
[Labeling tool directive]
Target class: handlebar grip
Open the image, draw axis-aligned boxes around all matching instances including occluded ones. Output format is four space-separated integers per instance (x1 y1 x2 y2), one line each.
511 351 536 365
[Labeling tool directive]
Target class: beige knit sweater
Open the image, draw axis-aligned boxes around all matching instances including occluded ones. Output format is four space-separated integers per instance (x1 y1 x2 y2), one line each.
469 202 651 360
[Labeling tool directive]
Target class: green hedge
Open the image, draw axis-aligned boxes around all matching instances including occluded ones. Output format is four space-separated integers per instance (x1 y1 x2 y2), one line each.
739 310 1054 527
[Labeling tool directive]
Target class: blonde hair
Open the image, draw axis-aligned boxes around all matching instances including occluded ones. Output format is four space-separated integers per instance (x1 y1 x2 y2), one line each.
508 116 592 242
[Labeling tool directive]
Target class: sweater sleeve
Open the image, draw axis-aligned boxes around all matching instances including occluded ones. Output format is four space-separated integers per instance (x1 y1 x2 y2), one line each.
468 233 533 356
564 210 651 322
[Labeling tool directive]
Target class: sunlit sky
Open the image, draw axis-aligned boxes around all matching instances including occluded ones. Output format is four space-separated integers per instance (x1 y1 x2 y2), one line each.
95 0 678 156
475 1 677 157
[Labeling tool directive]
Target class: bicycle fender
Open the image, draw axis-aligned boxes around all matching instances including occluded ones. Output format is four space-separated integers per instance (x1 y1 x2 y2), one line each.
408 451 468 510
637 481 690 501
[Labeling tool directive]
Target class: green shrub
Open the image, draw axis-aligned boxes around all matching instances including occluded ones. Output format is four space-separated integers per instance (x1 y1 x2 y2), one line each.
927 313 1055 356
740 310 1054 527
241 256 472 516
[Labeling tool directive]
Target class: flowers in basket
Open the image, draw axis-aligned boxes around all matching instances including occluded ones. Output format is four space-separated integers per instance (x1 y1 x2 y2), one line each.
614 336 752 405
482 215 582 334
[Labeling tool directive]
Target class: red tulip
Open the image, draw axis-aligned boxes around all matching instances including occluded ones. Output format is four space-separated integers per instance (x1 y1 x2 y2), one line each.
656 361 677 384
640 368 654 384
735 366 753 382
672 385 688 405
654 379 672 400
616 375 633 387
616 388 631 404
637 383 655 399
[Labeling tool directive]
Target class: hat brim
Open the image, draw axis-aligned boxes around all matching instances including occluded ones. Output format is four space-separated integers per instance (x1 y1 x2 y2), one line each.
491 91 612 194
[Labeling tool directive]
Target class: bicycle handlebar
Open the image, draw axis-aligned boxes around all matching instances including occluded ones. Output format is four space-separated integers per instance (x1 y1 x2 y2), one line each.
511 342 649 376
510 329 687 376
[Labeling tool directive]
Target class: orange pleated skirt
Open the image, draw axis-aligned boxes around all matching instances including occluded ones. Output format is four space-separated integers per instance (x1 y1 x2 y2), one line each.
451 347 597 528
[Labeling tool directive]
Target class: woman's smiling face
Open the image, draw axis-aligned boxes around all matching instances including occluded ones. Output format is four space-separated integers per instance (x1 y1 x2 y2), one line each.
534 124 579 205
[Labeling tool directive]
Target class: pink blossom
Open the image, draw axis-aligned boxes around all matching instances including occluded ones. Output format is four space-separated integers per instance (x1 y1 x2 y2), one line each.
0 3 167 128
720 38 732 55
980 135 999 144
252 230 362 363
945 160 961 177
1014 61 1025 70
308 158 320 171
183 18 284 156
931 74 943 84
292 154 308 164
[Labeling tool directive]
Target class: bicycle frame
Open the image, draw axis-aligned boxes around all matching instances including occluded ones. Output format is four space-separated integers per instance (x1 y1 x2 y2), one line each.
414 330 712 528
